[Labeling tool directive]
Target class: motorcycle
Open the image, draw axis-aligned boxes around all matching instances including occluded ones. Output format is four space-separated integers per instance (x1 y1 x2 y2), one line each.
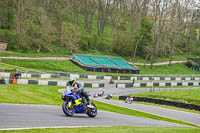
93 91 104 98
61 90 97 117
125 96 133 104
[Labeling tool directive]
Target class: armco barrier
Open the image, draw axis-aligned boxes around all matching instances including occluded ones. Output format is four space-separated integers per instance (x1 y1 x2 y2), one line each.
5 79 104 88
119 96 200 111
116 81 200 88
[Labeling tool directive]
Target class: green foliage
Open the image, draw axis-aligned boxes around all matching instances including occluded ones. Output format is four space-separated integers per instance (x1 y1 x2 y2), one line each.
24 7 56 53
185 60 199 71
112 30 134 56
62 22 80 53
134 17 153 58
0 29 17 50
0 0 199 60
0 0 14 30
185 60 193 67
80 29 90 50
193 40 200 56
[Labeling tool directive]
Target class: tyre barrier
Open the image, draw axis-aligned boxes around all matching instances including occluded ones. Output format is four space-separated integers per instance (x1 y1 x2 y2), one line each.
119 96 200 111
2 72 200 81
4 79 105 88
0 78 6 84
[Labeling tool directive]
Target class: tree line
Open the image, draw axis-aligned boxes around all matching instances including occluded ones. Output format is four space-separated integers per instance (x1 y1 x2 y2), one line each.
0 0 199 67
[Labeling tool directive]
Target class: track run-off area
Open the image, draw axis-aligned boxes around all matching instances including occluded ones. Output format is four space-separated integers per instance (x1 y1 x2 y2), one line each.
0 103 188 130
0 57 199 130
1 86 200 130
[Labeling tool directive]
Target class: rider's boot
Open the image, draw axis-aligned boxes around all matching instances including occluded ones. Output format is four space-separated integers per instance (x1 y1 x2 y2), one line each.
87 101 93 108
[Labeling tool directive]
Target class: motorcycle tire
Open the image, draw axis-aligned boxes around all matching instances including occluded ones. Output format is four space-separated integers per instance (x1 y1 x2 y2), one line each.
62 99 74 117
86 103 97 118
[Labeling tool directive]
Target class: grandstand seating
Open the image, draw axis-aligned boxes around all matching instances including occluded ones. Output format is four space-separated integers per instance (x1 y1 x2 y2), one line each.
71 54 139 74
73 55 134 69
75 56 99 67
110 58 133 69
90 57 119 68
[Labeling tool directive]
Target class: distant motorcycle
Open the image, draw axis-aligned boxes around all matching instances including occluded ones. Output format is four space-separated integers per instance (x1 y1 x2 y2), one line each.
106 94 112 100
125 97 133 104
93 91 104 98
62 90 97 117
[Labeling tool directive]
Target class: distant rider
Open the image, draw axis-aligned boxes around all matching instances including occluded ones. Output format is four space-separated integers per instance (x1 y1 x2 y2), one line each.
66 78 91 105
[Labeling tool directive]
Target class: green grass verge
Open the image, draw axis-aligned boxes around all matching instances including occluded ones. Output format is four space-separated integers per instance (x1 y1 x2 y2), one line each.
0 126 200 133
0 51 70 57
111 96 200 115
134 101 200 115
139 63 200 74
0 63 18 71
2 59 85 73
93 100 196 127
1 51 193 63
0 84 197 127
0 62 37 73
131 54 193 64
0 85 63 105
128 88 200 106
3 58 200 75
1 59 134 76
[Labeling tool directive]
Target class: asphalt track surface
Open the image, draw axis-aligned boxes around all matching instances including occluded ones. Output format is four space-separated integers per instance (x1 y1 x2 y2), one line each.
1 82 199 130
94 98 200 126
60 87 200 126
0 104 190 130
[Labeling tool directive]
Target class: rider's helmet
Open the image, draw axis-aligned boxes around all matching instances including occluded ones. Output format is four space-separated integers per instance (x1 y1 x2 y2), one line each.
69 78 76 87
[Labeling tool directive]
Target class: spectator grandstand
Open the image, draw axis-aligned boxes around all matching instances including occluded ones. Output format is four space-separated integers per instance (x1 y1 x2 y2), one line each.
71 54 139 74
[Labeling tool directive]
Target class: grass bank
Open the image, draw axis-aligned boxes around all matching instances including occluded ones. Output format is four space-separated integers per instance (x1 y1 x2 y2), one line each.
0 51 70 57
112 96 200 115
139 63 200 74
1 59 134 76
2 59 200 75
129 88 200 106
0 84 196 127
2 59 85 73
0 126 200 133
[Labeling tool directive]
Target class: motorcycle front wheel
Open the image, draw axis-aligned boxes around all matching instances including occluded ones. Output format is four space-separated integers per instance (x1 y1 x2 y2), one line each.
62 99 74 117
86 102 97 117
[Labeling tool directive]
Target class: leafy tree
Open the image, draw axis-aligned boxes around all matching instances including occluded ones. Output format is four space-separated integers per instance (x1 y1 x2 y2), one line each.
133 17 153 58
61 22 80 54
25 7 56 53
112 30 133 56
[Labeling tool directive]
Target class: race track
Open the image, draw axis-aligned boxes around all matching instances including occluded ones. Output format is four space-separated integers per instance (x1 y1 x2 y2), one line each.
0 104 189 130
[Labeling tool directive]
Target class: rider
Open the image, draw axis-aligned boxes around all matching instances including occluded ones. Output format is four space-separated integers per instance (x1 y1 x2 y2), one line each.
66 78 91 105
